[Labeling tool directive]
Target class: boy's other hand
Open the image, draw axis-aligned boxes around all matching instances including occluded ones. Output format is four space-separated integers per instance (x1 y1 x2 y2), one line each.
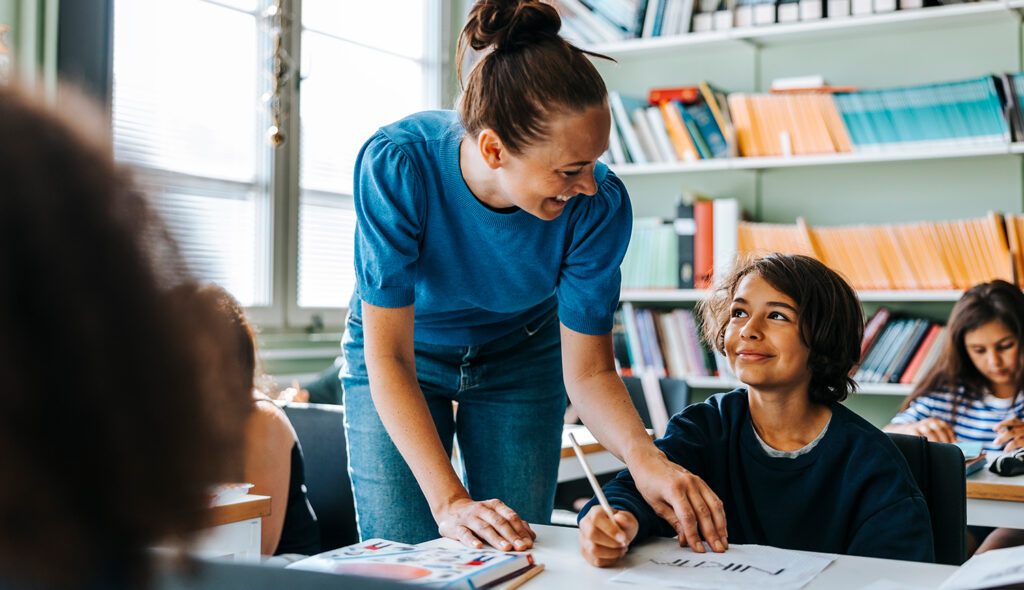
579 507 638 567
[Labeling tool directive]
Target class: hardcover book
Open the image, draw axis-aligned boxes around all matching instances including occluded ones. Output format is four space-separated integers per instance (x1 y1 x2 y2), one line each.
287 538 537 589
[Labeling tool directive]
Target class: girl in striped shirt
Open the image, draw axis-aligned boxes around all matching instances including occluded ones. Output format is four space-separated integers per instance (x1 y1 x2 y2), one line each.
886 279 1024 554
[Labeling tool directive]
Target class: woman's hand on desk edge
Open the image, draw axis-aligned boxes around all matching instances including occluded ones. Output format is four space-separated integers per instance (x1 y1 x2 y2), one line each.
435 496 536 552
629 452 729 554
994 417 1024 452
579 507 638 567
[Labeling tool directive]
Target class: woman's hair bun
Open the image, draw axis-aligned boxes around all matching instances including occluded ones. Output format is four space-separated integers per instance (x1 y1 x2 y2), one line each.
465 0 561 53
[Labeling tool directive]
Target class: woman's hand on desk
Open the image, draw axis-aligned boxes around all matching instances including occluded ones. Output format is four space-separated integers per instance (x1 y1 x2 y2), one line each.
630 454 728 554
434 497 535 552
994 417 1024 452
579 507 638 567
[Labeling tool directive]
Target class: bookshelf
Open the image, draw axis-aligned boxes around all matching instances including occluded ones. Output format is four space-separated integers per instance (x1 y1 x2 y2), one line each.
591 3 1024 426
612 143 1023 175
586 2 1019 57
621 288 966 303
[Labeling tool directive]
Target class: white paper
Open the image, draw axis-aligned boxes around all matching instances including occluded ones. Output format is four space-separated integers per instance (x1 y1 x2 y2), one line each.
859 581 934 590
611 543 836 590
939 544 1024 590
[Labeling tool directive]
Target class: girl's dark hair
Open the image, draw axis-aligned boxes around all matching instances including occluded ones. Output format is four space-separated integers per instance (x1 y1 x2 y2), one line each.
0 83 250 589
456 0 614 154
698 253 865 403
902 279 1024 411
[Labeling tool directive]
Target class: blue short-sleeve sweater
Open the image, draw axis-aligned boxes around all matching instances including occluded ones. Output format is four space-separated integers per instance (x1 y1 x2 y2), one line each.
351 110 632 345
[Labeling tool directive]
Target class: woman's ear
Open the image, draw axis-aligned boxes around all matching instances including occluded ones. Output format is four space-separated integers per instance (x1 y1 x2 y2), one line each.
477 128 506 170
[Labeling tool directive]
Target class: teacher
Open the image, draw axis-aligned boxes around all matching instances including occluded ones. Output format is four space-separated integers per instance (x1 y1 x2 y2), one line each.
342 0 727 553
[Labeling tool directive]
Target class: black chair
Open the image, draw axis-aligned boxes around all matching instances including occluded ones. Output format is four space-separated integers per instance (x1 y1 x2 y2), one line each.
886 432 967 566
281 402 359 551
621 376 691 429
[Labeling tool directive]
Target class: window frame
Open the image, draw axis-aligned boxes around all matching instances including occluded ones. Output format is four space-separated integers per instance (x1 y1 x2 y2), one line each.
280 0 449 331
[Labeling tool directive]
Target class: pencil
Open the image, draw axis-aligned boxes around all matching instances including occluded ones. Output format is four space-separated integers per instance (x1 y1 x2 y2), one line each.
567 431 620 528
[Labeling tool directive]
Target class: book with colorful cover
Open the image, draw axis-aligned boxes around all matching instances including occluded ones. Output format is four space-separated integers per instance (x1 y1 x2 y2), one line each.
286 538 537 589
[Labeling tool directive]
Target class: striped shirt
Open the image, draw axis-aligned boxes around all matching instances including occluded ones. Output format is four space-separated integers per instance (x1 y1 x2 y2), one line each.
890 385 1024 453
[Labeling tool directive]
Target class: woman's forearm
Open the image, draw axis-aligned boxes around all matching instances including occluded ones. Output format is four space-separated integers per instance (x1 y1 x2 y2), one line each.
362 302 469 515
366 354 469 515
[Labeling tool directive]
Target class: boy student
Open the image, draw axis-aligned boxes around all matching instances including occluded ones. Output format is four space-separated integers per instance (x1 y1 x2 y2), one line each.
578 254 935 566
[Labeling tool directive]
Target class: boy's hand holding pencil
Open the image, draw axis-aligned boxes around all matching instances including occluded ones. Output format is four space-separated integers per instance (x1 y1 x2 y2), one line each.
578 503 639 567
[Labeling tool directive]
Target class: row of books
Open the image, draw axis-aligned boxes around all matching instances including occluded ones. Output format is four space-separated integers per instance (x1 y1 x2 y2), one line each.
552 0 991 44
620 195 741 289
614 302 732 378
615 301 947 387
854 308 948 385
737 212 1015 291
604 73 1021 164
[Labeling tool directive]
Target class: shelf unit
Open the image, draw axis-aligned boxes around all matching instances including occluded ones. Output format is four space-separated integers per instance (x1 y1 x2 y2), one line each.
684 375 913 396
586 1 1022 57
611 143 1024 176
622 289 965 303
596 4 1024 424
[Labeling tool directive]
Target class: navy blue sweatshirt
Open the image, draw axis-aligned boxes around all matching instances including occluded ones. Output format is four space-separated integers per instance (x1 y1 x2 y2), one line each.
582 389 935 562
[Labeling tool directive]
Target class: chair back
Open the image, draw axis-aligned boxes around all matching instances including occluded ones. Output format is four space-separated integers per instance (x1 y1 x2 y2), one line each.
621 376 691 430
281 402 358 551
886 433 967 565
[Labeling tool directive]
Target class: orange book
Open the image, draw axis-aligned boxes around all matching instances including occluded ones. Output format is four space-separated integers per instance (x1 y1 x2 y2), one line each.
658 101 700 161
694 200 714 289
1005 213 1024 287
984 211 1014 282
900 323 942 385
816 94 854 153
727 93 757 157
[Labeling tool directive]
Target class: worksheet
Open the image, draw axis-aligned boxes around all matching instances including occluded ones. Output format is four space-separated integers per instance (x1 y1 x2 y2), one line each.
611 543 836 590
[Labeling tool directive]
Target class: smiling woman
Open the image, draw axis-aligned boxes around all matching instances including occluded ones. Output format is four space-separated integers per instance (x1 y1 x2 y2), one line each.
337 0 711 553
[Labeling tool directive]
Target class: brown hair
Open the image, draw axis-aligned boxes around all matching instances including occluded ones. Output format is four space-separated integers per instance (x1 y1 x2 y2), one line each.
698 253 864 404
0 82 250 589
902 279 1024 411
456 0 613 154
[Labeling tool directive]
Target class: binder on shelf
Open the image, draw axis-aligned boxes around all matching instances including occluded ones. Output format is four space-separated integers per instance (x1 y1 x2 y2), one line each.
874 0 898 12
799 0 825 19
694 199 715 289
777 0 801 22
676 192 697 289
752 0 777 24
850 0 872 15
827 0 850 17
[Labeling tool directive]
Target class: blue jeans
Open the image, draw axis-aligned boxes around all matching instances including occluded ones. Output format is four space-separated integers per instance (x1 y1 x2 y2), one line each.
341 309 567 544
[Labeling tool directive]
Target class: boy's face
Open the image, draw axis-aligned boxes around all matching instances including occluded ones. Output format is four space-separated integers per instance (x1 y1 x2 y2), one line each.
724 274 812 396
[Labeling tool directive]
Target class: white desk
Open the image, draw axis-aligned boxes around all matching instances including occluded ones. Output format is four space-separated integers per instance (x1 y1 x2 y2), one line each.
192 494 270 563
504 524 957 589
966 460 1024 529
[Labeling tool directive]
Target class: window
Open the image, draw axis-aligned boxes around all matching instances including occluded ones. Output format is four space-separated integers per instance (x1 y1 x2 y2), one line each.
296 0 442 316
111 0 443 327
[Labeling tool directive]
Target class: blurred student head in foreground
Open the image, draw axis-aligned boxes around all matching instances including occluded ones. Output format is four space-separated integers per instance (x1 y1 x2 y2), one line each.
0 82 251 589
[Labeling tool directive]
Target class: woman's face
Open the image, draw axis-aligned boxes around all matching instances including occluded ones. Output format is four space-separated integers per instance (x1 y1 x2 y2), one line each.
488 104 610 221
724 274 812 397
964 320 1020 394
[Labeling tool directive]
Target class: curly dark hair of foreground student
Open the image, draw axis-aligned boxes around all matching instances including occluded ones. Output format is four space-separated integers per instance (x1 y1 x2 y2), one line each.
0 82 252 589
698 253 865 403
